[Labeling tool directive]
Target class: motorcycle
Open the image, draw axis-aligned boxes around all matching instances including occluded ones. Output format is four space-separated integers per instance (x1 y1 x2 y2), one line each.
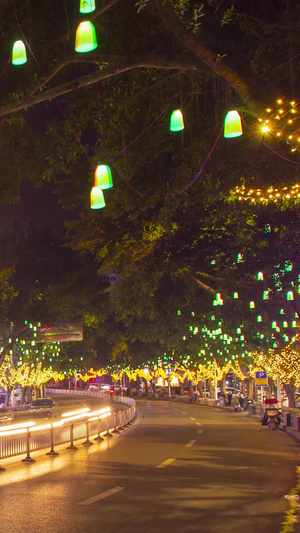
261 399 282 430
266 408 281 430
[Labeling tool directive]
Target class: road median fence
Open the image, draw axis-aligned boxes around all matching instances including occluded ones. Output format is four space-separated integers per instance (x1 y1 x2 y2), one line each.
0 389 136 469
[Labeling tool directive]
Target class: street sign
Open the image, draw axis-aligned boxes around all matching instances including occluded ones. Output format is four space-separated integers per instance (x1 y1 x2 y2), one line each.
255 371 268 386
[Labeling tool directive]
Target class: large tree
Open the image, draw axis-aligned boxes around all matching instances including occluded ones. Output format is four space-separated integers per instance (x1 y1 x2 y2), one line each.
0 0 299 364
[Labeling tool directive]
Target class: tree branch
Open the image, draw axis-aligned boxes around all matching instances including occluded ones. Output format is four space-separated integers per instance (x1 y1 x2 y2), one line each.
0 54 202 118
154 0 274 109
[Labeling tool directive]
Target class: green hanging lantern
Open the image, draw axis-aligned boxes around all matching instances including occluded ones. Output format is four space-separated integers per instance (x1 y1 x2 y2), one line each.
263 290 270 300
271 321 277 329
287 290 294 301
170 109 184 132
280 309 285 315
257 272 264 281
12 40 27 65
213 299 218 306
257 315 262 322
177 310 181 315
75 21 98 53
79 0 96 13
233 292 239 299
223 110 243 138
94 165 113 189
249 301 255 309
283 321 288 328
90 187 105 209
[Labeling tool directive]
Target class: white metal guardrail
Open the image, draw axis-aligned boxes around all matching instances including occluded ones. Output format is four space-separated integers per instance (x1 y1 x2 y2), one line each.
0 390 136 468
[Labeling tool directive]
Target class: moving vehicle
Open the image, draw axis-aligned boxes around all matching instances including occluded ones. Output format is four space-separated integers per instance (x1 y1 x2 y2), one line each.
0 408 14 424
261 399 281 430
29 398 57 418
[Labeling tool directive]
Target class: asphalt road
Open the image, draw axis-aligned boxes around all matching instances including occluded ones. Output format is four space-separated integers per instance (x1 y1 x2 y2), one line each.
0 399 298 533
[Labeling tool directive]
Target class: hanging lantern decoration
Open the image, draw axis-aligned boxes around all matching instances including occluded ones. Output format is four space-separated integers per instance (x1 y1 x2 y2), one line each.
257 272 264 281
280 308 285 315
233 292 239 299
283 321 288 328
79 0 96 13
271 321 277 329
249 301 255 309
12 40 27 65
257 316 262 322
263 290 270 300
223 110 243 138
75 21 98 53
213 300 218 306
90 187 105 209
170 109 184 132
287 290 294 301
94 165 113 189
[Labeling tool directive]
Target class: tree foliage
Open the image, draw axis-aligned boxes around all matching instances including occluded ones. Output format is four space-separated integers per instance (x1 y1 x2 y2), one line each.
0 1 299 365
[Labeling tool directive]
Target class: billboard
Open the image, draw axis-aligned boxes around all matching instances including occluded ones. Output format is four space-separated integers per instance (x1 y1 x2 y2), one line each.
20 320 83 344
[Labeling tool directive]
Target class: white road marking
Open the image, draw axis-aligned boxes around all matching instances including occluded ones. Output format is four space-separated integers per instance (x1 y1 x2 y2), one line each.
190 417 196 421
185 440 196 448
197 429 203 434
196 422 201 426
79 487 125 506
156 458 175 468
181 411 187 414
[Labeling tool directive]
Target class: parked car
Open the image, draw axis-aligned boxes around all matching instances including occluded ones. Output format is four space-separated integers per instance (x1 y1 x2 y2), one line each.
0 408 14 424
29 398 57 418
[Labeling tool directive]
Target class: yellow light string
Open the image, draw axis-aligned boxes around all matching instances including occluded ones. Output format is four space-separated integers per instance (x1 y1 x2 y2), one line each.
230 183 300 205
258 99 300 153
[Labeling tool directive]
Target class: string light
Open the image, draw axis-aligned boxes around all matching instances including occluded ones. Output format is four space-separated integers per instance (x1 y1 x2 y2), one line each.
230 183 300 204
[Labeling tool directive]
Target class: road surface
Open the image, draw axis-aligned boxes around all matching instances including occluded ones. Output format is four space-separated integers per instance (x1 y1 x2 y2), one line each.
0 399 298 533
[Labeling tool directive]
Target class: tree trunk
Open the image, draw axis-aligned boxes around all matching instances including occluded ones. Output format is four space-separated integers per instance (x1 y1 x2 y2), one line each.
284 382 295 408
197 381 204 398
142 377 149 396
248 378 255 400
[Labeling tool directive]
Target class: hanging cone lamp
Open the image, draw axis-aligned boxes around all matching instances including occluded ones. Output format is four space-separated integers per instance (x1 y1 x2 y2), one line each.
90 187 105 209
12 40 27 65
79 0 96 13
75 21 97 53
224 110 243 138
170 109 184 132
94 165 113 189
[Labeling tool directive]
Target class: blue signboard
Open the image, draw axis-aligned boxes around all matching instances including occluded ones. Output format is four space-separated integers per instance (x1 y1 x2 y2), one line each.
255 371 268 386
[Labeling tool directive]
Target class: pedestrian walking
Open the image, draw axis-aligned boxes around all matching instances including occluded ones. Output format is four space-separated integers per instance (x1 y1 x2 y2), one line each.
233 394 240 412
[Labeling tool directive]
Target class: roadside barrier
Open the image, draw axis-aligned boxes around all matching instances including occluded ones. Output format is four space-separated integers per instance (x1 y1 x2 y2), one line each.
0 390 136 469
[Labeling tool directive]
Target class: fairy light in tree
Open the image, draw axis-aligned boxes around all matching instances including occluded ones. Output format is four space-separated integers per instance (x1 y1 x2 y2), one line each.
229 184 300 205
258 99 300 153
